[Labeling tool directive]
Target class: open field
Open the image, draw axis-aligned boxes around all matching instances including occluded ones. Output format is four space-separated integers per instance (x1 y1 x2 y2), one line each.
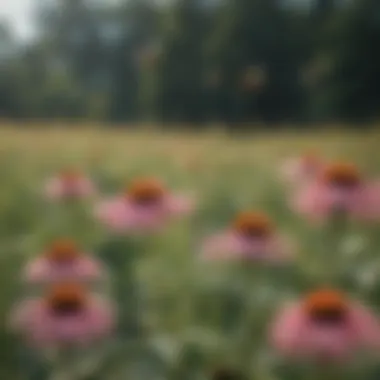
1 126 380 379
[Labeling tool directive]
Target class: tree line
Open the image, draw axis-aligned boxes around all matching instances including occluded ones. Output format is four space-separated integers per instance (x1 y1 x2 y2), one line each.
0 0 379 128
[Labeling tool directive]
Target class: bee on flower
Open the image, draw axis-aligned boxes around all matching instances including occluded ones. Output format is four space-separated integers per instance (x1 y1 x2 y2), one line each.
270 289 380 362
24 239 105 285
293 162 380 221
95 177 195 233
201 211 293 263
10 282 116 348
44 168 96 201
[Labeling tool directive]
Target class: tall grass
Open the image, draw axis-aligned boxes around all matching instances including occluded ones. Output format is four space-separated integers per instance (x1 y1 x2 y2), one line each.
1 126 380 379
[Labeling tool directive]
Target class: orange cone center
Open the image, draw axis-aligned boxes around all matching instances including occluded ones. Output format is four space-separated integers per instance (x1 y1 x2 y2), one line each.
47 283 86 315
322 163 361 188
47 239 79 263
126 177 166 206
304 289 348 324
61 169 82 184
233 212 273 238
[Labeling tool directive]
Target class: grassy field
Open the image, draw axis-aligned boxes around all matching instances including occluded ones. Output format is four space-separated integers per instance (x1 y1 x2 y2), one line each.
1 127 380 380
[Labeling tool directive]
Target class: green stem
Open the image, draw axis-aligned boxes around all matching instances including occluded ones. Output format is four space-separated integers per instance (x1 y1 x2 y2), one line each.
236 263 265 376
18 346 50 380
99 235 144 341
321 212 348 285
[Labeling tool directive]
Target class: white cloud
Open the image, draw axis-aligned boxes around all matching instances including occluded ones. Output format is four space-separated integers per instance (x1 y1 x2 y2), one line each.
0 0 35 40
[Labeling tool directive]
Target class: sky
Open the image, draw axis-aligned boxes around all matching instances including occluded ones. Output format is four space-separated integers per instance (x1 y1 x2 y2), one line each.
0 0 37 40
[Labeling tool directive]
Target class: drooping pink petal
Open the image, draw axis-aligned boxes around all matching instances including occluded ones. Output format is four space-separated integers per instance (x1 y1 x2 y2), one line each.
264 235 295 263
85 297 117 339
164 194 195 216
45 178 66 200
10 296 115 348
271 303 353 360
201 231 292 263
95 198 133 232
271 299 380 362
201 232 246 260
96 194 192 233
300 323 354 360
73 178 96 197
24 255 105 285
281 158 323 186
293 182 333 221
44 176 95 201
124 203 167 231
270 303 307 356
293 178 380 222
354 182 380 221
348 304 380 349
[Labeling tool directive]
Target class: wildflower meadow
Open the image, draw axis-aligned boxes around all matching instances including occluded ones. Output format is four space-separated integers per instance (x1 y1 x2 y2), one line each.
1 127 380 380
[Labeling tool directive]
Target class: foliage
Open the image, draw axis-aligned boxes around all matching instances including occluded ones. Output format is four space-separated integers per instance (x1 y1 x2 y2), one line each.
0 0 379 126
1 128 380 379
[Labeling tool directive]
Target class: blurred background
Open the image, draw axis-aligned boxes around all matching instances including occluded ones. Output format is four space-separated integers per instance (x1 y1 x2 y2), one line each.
2 2 380 379
0 0 379 129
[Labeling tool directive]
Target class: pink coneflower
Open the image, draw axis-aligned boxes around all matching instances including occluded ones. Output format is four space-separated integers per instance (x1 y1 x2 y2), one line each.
44 169 95 201
293 162 380 221
95 177 194 233
202 211 292 262
24 239 104 285
281 151 324 186
271 289 380 362
10 283 115 348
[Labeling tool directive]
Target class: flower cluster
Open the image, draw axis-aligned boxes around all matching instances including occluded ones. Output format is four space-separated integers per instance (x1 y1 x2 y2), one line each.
44 168 96 201
293 161 380 221
8 158 380 376
202 211 292 262
281 154 380 221
271 289 380 362
11 238 115 348
96 177 194 233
